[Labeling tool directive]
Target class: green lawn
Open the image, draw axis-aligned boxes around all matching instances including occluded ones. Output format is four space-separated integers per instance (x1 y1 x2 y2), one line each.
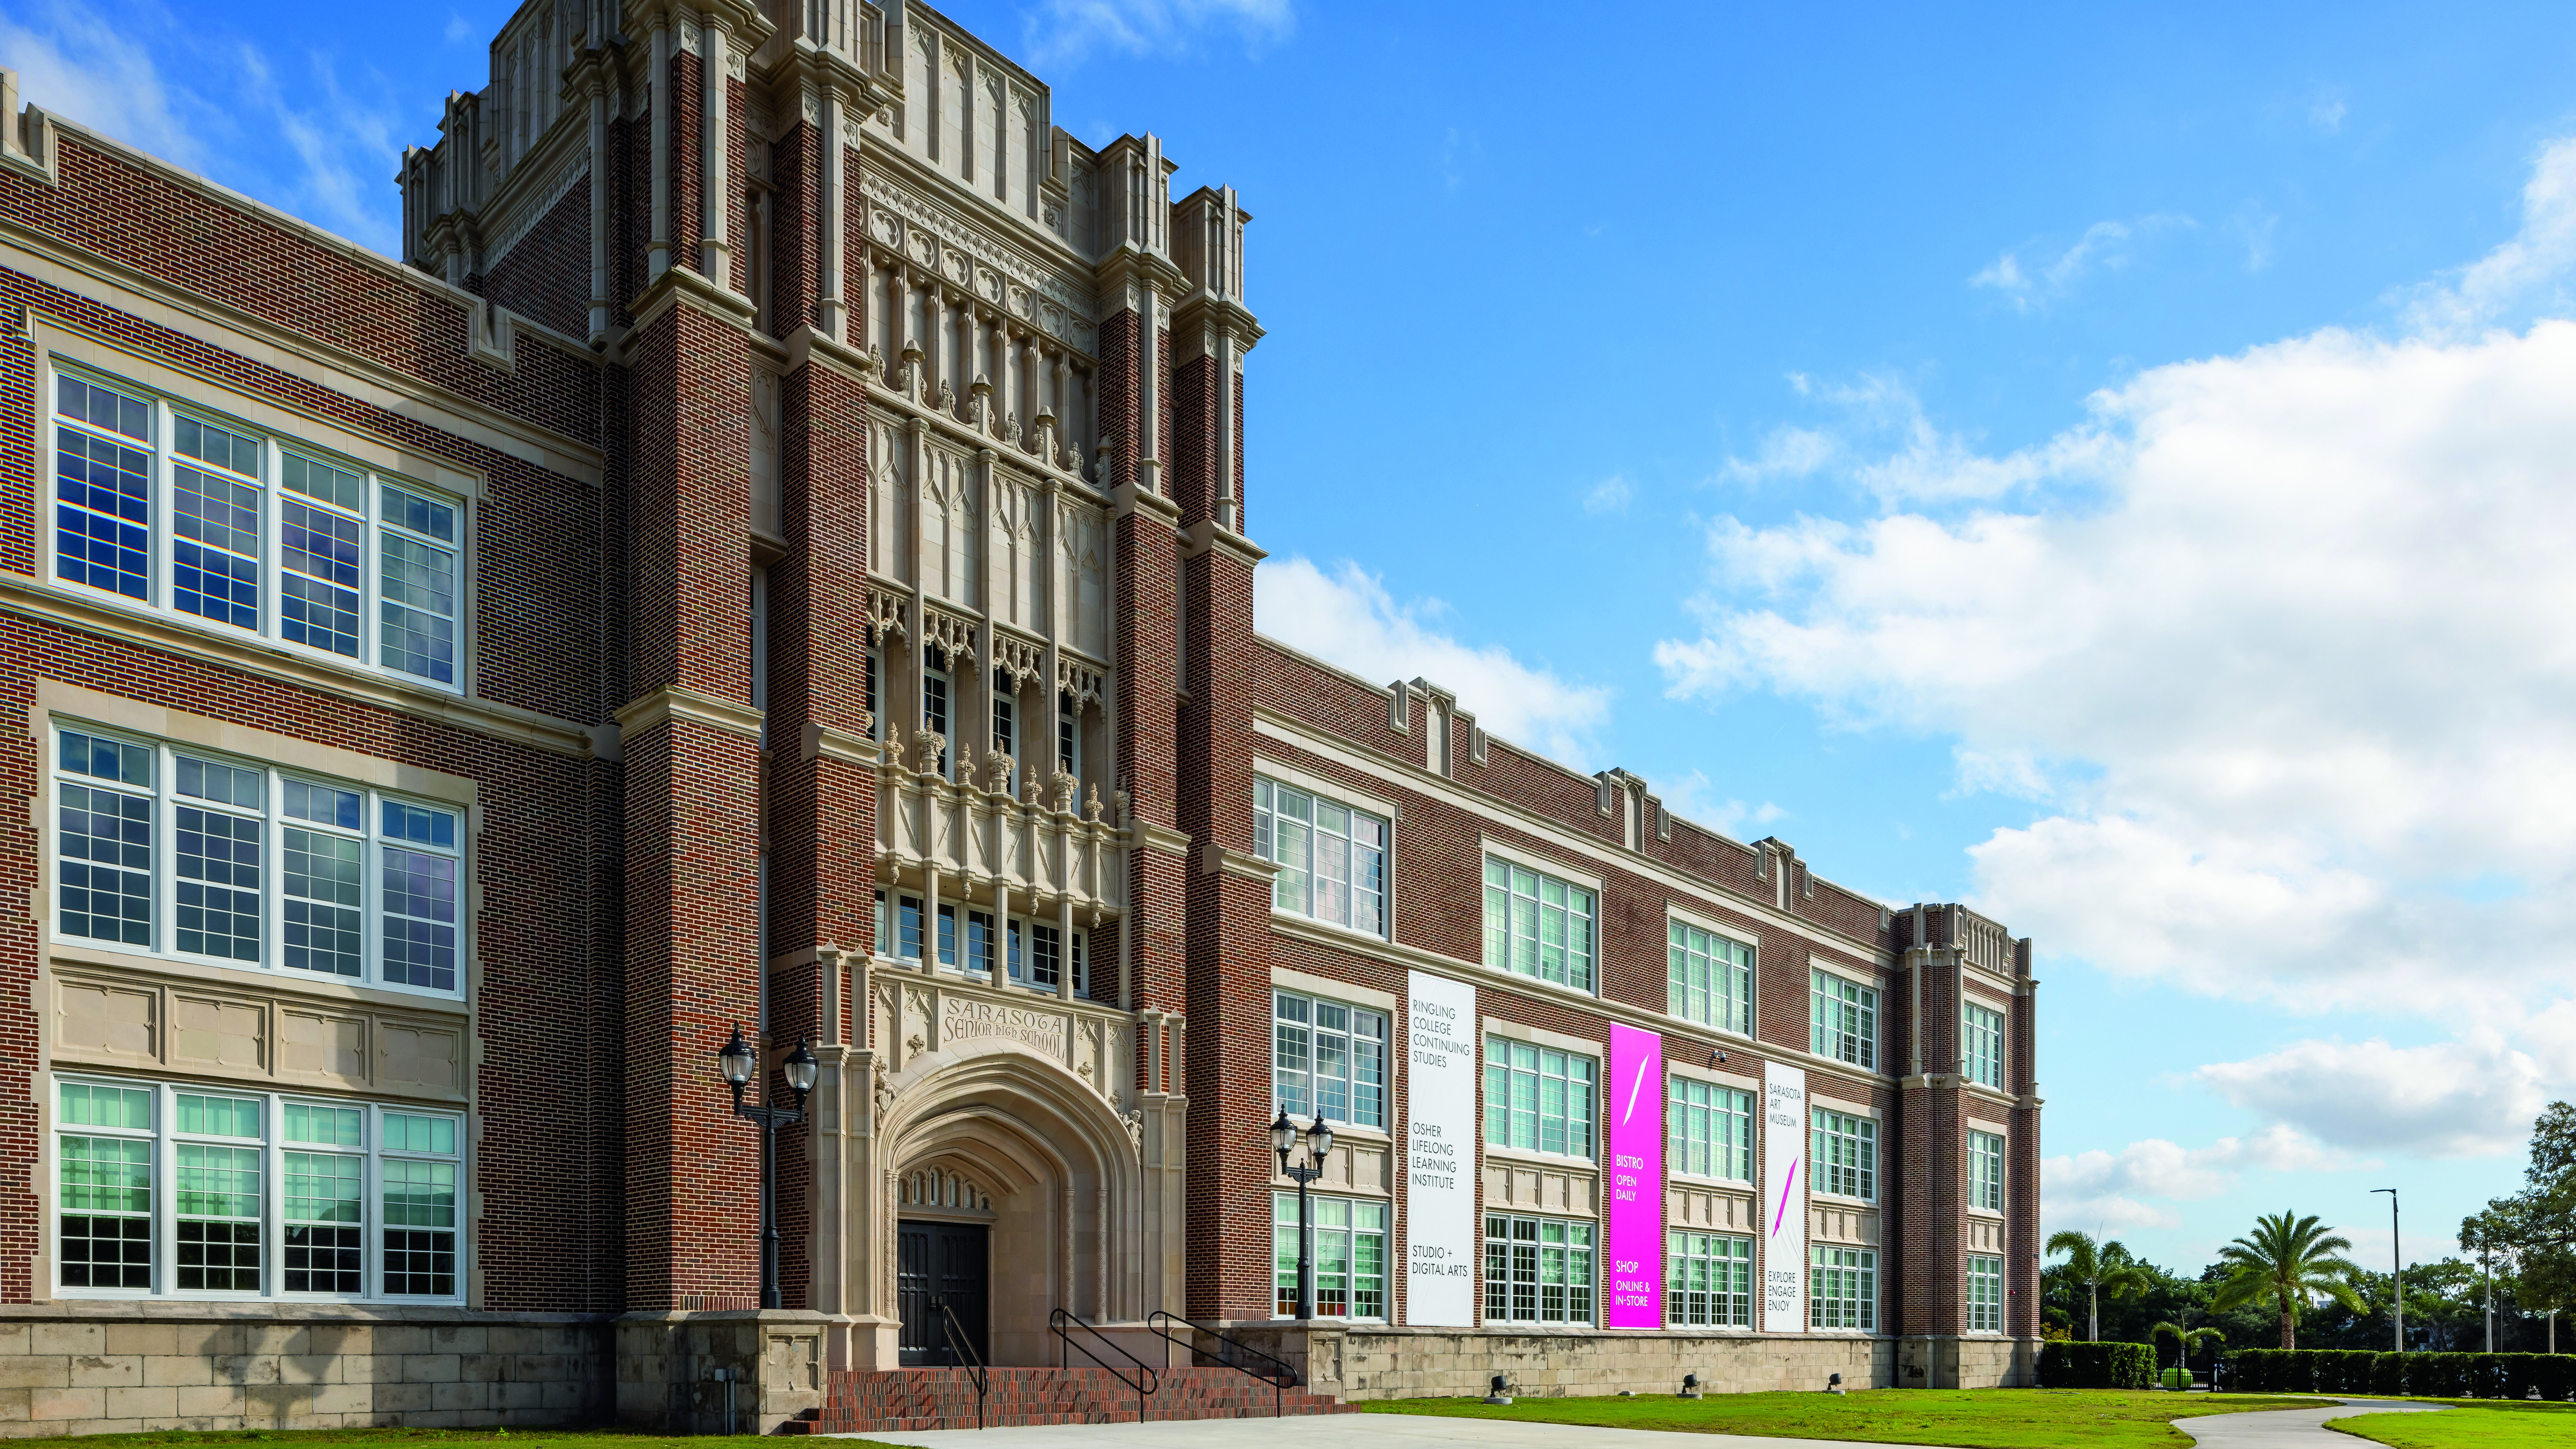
0 1432 910 1449
1365 1389 2331 1449
2326 1401 2576 1448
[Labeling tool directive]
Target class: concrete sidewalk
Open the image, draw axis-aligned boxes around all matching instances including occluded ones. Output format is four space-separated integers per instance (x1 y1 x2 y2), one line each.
835 1395 2450 1449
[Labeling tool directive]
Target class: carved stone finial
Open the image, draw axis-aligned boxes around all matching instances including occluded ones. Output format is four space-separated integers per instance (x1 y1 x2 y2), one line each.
1085 784 1104 823
983 750 1015 794
953 742 976 782
913 725 946 774
1050 771 1081 814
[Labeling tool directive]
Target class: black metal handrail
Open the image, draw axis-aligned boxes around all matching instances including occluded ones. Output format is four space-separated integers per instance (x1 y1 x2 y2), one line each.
1144 1310 1298 1417
933 1296 989 1430
1050 1308 1158 1423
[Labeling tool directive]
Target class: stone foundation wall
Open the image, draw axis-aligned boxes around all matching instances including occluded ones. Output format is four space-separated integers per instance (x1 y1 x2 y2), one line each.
1222 1325 1899 1401
0 1306 610 1437
612 1309 830 1434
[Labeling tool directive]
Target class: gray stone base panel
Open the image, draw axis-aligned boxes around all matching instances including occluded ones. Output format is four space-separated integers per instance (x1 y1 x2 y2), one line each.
0 1306 611 1437
613 1310 831 1435
1215 1327 2039 1401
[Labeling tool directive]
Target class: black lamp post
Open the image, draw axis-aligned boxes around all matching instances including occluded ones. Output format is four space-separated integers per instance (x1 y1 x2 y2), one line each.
1270 1109 1334 1322
719 1024 819 1310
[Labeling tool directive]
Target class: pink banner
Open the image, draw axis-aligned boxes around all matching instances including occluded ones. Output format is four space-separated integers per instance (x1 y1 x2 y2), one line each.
1603 1023 1664 1327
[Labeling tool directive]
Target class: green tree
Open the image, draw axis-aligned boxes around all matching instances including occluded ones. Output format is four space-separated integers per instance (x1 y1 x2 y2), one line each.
2210 1211 2367 1350
2472 1102 2576 1326
2046 1229 2150 1340
2152 1321 2225 1385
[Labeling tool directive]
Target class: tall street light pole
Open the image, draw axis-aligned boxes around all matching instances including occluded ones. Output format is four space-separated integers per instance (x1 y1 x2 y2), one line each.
1270 1109 1335 1322
720 1024 819 1310
2371 1188 2401 1354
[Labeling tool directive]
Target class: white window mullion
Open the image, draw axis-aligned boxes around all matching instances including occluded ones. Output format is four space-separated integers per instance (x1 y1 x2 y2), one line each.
261 1092 283 1298
359 479 382 671
151 398 174 613
363 794 383 988
154 1083 176 1297
153 743 176 957
261 440 285 646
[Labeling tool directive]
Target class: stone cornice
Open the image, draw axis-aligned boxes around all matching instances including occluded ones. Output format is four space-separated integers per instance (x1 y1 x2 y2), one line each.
1200 844 1279 881
1179 518 1265 566
782 322 873 383
1113 481 1182 525
615 684 765 742
621 261 760 345
1 573 599 758
1128 820 1194 858
801 721 882 767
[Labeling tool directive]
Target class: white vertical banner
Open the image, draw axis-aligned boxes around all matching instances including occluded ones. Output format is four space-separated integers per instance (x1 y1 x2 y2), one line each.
1762 1061 1808 1333
1404 971 1479 1326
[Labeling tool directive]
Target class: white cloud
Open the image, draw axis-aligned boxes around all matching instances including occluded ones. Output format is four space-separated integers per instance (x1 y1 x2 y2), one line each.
1581 474 1632 516
1972 215 2196 314
2309 95 2348 136
2195 1038 2549 1159
1257 557 1611 770
1716 373 2070 503
0 0 406 254
1021 0 1292 68
2045 1125 2347 1233
1658 134 2576 1138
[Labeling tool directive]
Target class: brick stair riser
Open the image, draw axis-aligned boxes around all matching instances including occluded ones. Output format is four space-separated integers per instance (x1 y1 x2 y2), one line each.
815 1365 1353 1430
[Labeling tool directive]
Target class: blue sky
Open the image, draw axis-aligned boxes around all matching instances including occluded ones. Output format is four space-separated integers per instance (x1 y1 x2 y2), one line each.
10 0 2576 1275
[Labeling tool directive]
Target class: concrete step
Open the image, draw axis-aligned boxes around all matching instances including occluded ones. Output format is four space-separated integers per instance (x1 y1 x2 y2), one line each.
814 1365 1355 1432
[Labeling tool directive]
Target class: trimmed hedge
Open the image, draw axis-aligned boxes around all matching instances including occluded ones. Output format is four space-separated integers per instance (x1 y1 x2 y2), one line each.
2039 1340 2156 1389
2227 1348 2576 1400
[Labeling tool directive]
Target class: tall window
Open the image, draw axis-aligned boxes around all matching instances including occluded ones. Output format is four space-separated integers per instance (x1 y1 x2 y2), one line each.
875 890 1084 993
991 669 1018 790
1668 1077 1755 1181
1964 1001 2006 1089
1273 990 1387 1129
1967 1254 2004 1333
1484 1213 1593 1325
53 725 462 996
1484 1037 1596 1159
53 1077 461 1300
1669 921 1752 1034
1057 694 1081 778
923 650 952 776
1667 1231 1752 1327
53 372 463 688
1811 970 1878 1070
1812 1108 1877 1201
1274 1194 1386 1320
1483 858 1596 992
1967 1129 2005 1213
1810 1247 1877 1330
1256 778 1387 937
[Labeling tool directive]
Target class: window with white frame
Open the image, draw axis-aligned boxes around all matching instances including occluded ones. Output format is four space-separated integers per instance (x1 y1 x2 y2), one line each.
1273 990 1387 1129
1964 1000 2006 1089
1811 969 1878 1070
1484 1213 1593 1325
1968 1129 2005 1213
872 890 1085 994
1811 1107 1876 1202
1669 920 1752 1034
1967 1254 2004 1333
52 724 462 996
1810 1246 1876 1330
1057 694 1081 778
1667 1230 1752 1327
1256 777 1387 937
1483 858 1596 992
1274 1194 1386 1320
54 1076 461 1300
1668 1076 1755 1181
923 649 953 777
52 370 463 688
1484 1036 1596 1159
991 669 1019 793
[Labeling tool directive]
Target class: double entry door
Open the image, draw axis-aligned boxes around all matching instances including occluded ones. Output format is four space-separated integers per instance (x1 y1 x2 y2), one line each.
896 1220 991 1367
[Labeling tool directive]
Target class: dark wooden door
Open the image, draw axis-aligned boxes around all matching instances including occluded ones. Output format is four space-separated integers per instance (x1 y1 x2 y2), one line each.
896 1221 990 1366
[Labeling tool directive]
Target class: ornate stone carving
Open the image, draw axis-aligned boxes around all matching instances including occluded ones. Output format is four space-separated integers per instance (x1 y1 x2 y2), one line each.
912 726 946 774
1121 1108 1144 1151
1084 785 1104 823
1049 770 1080 814
1058 657 1105 710
983 750 1015 794
868 588 909 642
991 632 1044 687
872 1057 894 1118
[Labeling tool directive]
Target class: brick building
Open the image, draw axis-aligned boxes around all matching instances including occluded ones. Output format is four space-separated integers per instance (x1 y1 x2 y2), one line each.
0 0 2039 1433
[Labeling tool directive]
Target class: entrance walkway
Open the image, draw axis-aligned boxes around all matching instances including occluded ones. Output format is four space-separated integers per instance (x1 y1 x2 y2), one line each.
838 1395 2450 1449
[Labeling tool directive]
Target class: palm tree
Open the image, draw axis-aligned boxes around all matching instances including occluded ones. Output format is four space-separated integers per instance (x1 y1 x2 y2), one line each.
2153 1321 2226 1389
2047 1229 2149 1340
2211 1211 2368 1350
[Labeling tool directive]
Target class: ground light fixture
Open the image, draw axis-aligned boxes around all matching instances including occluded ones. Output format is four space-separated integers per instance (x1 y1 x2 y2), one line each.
1270 1109 1334 1322
1484 1373 1512 1405
719 1024 818 1309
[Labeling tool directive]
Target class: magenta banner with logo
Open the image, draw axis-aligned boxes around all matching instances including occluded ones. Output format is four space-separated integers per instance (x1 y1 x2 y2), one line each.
1603 1022 1664 1327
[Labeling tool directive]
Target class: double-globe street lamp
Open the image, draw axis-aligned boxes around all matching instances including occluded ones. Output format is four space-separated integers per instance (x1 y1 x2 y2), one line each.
1269 1110 1336 1322
718 1024 820 1310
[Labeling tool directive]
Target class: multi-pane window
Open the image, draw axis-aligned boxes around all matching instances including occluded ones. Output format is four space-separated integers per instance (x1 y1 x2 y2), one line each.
51 726 463 996
1812 1108 1877 1202
1667 1231 1752 1327
1273 991 1388 1129
1967 1254 2004 1333
1274 1194 1386 1320
1256 778 1388 937
1484 1037 1596 1159
923 653 953 777
52 1077 461 1300
1483 858 1596 992
1811 970 1878 1070
1668 1077 1755 1181
874 890 1085 994
51 371 464 688
1669 921 1752 1034
1967 1129 2005 1213
1483 1213 1594 1325
1057 695 1081 778
1964 1001 2006 1089
1811 1246 1877 1330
